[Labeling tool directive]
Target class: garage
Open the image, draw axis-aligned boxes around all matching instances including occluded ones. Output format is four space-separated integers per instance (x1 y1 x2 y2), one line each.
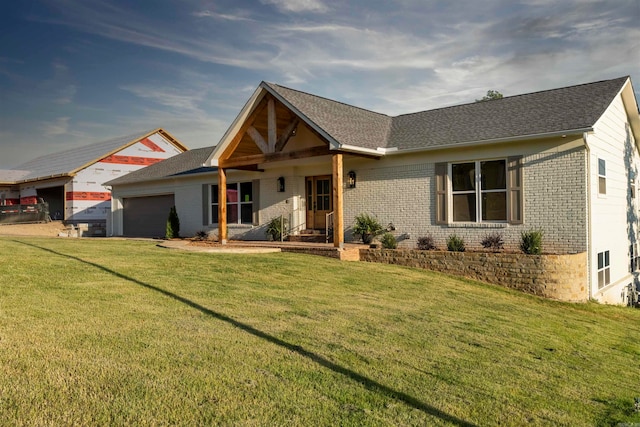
123 194 175 238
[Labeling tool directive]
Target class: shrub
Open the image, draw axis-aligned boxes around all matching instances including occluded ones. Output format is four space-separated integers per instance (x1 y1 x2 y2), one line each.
447 234 465 252
520 229 543 255
416 235 437 250
380 232 397 249
194 230 208 240
266 216 288 241
353 213 384 244
165 206 180 239
481 232 504 251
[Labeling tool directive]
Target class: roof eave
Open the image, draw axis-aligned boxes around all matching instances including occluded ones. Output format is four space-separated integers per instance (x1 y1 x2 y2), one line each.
384 128 593 155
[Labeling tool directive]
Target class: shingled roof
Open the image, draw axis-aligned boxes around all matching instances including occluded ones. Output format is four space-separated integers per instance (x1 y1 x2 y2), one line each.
3 128 186 183
264 82 392 151
260 76 630 152
105 146 216 186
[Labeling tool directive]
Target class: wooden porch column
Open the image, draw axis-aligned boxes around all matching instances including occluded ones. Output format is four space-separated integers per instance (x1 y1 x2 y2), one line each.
332 153 344 248
218 167 227 245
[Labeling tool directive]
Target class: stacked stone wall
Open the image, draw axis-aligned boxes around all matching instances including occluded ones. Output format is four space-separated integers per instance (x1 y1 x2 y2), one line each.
360 249 588 302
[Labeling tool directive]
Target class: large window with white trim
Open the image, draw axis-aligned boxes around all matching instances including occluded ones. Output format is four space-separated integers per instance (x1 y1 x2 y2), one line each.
211 182 253 224
451 159 507 222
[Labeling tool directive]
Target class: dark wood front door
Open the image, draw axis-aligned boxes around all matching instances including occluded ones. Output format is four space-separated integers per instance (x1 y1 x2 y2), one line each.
306 175 332 230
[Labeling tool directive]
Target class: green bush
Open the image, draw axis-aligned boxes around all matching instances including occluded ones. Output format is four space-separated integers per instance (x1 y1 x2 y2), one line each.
447 234 465 252
520 229 543 254
380 232 397 249
266 216 288 241
165 206 180 239
353 213 384 244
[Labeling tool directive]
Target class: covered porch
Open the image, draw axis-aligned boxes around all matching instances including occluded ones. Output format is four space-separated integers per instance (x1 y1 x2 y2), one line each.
209 83 381 249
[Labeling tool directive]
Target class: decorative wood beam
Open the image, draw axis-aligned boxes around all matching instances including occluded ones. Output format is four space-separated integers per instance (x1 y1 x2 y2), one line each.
219 97 269 160
268 98 277 152
332 153 344 248
218 145 330 168
218 167 227 244
275 118 299 153
247 126 269 154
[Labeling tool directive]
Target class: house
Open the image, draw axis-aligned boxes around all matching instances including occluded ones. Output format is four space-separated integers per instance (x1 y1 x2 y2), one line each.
107 76 640 305
0 128 186 230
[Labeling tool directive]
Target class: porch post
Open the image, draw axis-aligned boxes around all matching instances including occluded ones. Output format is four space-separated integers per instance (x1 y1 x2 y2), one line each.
332 153 344 248
218 167 227 245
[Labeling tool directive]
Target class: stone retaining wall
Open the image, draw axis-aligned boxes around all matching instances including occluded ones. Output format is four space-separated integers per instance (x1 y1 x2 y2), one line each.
360 249 588 302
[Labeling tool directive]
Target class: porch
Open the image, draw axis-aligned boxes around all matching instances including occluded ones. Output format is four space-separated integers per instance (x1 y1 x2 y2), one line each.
163 239 364 261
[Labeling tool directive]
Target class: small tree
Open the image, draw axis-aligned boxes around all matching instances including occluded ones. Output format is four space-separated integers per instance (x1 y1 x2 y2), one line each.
165 206 180 239
476 90 503 102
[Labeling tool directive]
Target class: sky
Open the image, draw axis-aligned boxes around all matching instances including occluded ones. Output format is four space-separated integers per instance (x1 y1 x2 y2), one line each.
0 0 639 169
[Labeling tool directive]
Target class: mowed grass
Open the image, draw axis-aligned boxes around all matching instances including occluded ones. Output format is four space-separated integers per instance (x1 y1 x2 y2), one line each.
0 237 639 426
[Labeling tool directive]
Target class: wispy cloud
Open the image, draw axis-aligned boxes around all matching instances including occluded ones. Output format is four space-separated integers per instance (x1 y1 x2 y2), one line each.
42 117 71 136
193 10 255 22
260 0 328 13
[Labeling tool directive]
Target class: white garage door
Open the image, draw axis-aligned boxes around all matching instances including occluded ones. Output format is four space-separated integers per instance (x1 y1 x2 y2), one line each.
123 195 175 238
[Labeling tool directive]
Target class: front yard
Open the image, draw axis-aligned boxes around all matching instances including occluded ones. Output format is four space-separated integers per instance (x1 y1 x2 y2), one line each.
0 236 639 425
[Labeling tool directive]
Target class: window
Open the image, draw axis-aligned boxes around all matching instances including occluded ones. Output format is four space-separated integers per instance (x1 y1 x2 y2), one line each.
597 250 610 289
631 243 640 272
451 159 507 222
598 158 606 195
211 182 253 224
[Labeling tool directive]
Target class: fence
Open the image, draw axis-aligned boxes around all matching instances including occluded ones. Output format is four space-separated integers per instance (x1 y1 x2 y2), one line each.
0 203 50 224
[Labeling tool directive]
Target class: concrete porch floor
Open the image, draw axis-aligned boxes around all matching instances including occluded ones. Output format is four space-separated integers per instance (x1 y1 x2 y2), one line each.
159 239 366 261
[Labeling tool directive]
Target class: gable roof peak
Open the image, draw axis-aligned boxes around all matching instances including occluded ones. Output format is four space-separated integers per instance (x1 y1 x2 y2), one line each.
262 81 391 119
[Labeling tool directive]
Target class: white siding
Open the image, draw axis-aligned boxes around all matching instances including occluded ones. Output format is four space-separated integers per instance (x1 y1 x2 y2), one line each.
588 93 640 304
67 131 184 223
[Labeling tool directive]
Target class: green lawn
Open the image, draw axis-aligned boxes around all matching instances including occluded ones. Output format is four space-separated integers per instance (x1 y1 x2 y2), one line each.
0 237 639 426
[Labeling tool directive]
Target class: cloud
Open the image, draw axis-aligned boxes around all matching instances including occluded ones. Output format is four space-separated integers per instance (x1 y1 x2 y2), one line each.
193 10 255 22
260 0 328 13
42 117 71 136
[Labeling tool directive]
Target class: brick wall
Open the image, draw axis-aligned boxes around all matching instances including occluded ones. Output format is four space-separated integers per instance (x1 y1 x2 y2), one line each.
344 147 588 254
360 249 588 302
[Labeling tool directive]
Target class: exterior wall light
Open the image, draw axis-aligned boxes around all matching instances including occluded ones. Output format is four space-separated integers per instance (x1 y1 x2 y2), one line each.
348 171 356 188
277 176 285 192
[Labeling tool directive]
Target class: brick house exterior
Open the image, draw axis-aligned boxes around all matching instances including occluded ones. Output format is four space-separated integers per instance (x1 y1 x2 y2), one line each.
107 77 640 305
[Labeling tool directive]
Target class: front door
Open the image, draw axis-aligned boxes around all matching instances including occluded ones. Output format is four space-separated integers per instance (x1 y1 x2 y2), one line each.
306 175 332 230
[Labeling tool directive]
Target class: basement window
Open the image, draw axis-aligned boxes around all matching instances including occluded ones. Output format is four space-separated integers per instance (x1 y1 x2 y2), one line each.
597 250 610 289
631 243 640 272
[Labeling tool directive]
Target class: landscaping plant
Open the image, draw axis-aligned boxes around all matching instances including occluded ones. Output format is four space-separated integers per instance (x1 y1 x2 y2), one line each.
380 232 397 249
266 216 288 241
352 213 384 244
521 229 544 254
447 234 466 252
481 232 504 252
165 206 180 239
416 235 437 250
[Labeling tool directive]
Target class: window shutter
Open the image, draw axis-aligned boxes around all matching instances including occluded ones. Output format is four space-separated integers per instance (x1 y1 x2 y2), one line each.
252 179 260 226
435 163 448 224
507 156 523 224
202 184 210 226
